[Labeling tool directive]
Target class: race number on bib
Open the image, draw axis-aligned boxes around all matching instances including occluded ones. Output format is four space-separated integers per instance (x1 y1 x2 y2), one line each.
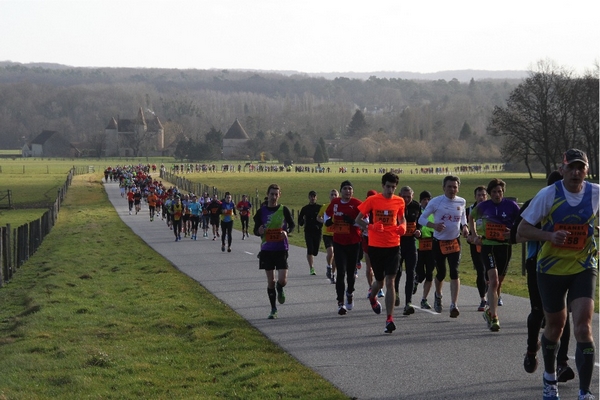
404 222 417 236
552 223 587 250
419 238 433 251
332 220 351 234
485 223 506 241
439 239 460 255
265 228 283 242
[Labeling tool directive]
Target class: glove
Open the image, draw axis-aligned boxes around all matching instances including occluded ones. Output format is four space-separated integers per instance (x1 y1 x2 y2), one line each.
343 215 355 224
324 219 333 227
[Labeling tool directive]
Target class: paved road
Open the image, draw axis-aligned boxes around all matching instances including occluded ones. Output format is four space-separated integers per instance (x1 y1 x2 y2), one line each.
106 183 599 400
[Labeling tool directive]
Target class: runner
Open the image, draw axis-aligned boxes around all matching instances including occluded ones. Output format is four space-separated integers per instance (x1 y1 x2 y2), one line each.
324 180 362 316
466 185 489 311
317 189 339 284
236 194 252 239
418 175 469 318
253 184 295 319
414 190 435 309
517 149 598 400
394 186 422 315
187 194 202 240
298 190 323 275
355 172 406 333
220 192 237 252
468 178 520 332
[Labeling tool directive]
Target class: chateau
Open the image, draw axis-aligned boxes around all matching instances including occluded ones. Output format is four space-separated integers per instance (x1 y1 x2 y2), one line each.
103 107 164 157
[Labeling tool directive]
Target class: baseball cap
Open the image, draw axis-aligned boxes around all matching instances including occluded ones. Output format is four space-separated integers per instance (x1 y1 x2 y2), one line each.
340 180 353 190
563 148 588 166
308 190 317 196
366 190 377 197
419 190 432 201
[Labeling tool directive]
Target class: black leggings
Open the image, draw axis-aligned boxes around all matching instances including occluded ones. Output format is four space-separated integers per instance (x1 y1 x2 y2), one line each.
433 238 461 281
221 220 233 246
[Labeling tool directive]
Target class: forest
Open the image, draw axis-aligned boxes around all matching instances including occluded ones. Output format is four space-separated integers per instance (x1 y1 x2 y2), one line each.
0 61 596 173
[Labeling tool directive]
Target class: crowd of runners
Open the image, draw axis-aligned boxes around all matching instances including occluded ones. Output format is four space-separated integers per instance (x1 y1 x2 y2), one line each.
106 148 597 400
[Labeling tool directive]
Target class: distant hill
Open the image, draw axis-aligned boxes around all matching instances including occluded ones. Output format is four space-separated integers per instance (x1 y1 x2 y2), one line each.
0 61 528 82
305 70 529 82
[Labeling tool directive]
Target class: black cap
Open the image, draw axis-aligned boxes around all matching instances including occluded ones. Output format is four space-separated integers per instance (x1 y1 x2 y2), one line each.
308 190 317 196
419 190 432 201
340 180 353 190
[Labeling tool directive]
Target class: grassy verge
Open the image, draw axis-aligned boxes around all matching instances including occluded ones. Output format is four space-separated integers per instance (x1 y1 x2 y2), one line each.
0 174 349 399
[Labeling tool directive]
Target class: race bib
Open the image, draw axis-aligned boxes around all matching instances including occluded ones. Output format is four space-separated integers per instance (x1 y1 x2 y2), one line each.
419 238 433 251
552 223 587 250
404 222 417 236
439 239 460 255
332 220 350 234
485 223 506 241
265 228 283 242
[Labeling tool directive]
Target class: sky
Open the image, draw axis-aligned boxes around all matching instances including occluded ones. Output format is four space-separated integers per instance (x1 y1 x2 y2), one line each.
1 0 598 75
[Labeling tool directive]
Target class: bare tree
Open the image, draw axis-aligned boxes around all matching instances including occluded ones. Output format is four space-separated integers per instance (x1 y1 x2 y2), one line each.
489 60 578 177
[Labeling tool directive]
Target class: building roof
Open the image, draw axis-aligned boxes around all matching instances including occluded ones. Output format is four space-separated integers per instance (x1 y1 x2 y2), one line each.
147 116 163 131
106 117 118 130
224 119 250 139
31 130 58 145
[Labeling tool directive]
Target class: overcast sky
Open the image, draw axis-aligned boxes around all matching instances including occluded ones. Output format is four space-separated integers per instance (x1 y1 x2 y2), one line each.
1 0 598 75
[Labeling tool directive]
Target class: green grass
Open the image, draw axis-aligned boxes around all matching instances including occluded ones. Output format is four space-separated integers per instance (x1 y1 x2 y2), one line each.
0 174 349 399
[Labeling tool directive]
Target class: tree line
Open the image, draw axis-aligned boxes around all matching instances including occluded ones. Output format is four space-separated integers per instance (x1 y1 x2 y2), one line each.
0 60 596 174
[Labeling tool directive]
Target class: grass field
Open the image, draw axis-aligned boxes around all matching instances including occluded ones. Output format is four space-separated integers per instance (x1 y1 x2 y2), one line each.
0 174 349 399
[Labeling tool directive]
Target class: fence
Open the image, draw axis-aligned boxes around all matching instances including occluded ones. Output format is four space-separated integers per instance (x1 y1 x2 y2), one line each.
0 167 79 286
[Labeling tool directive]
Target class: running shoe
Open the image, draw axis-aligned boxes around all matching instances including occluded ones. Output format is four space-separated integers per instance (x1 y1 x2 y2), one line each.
433 293 443 313
213 236 216 241
356 262 362 269
483 307 492 329
412 281 418 295
542 376 559 400
227 247 231 253
367 288 372 299
326 267 332 280
449 305 460 318
276 284 285 304
394 293 400 307
377 289 385 298
338 303 347 315
524 352 539 373
267 308 277 319
242 235 245 240
178 235 181 241
490 317 500 331
330 273 336 284
420 299 432 309
498 296 504 306
403 303 415 315
477 300 487 312
175 237 179 242
384 320 396 334
557 363 575 382
310 267 316 275
221 245 225 252
345 292 354 311
370 297 382 315
578 391 595 400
